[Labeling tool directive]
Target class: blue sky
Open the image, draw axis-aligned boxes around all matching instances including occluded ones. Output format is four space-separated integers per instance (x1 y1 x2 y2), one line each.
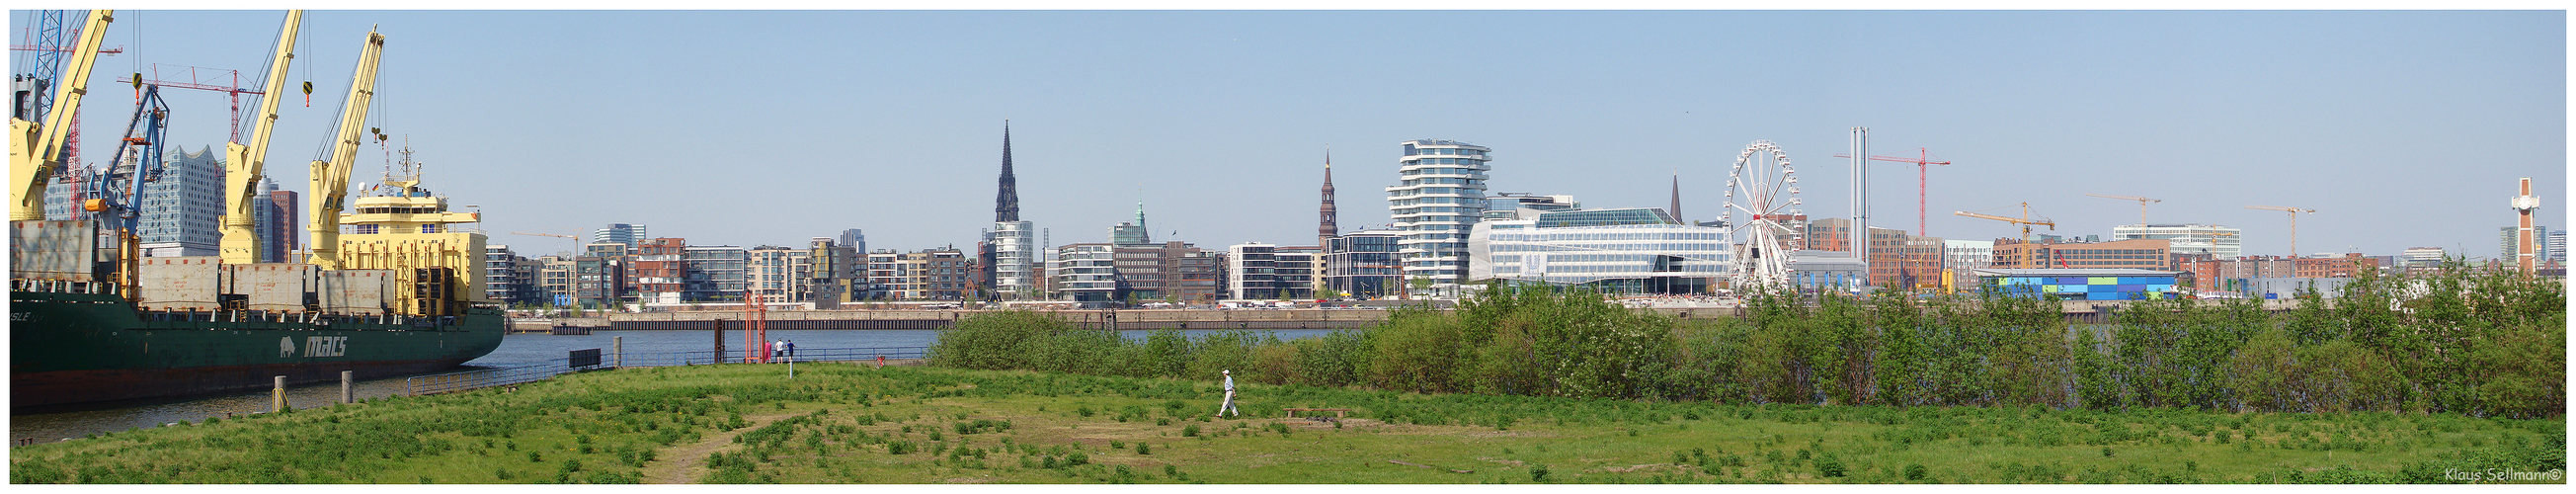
21 10 2565 258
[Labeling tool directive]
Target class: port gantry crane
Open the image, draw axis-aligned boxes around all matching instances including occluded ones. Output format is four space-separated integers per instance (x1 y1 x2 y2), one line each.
9 9 112 221
1955 203 2055 269
2086 194 2162 226
2245 206 2316 258
305 25 386 271
1833 147 1952 236
217 10 302 265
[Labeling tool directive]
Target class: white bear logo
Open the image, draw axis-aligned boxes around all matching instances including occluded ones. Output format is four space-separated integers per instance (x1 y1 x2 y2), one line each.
280 337 295 358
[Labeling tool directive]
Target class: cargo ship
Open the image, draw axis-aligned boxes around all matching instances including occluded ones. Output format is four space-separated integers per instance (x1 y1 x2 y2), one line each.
10 13 500 408
9 152 504 408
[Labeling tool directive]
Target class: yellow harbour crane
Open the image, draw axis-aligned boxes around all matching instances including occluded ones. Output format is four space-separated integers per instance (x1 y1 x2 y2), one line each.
2246 206 2316 257
9 10 114 221
2086 193 2162 225
217 10 301 264
305 26 386 270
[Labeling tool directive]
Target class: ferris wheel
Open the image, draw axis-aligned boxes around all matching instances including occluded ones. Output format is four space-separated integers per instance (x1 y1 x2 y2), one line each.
1722 140 1803 289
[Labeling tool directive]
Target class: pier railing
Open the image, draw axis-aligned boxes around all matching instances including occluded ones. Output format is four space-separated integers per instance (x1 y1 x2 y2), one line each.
402 346 931 396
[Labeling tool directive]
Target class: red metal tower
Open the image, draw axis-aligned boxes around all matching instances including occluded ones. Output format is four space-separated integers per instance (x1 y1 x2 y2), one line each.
743 288 769 364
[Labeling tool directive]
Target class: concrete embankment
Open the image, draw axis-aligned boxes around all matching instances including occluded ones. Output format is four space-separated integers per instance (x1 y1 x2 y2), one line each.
538 298 2295 331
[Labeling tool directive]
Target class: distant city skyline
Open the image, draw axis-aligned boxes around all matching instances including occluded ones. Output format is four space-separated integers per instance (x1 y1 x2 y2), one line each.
25 10 2564 258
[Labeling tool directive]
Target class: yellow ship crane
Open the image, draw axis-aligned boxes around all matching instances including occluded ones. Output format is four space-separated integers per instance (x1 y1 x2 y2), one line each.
217 10 301 264
305 27 385 271
9 9 114 221
2085 193 2161 225
2245 206 2316 257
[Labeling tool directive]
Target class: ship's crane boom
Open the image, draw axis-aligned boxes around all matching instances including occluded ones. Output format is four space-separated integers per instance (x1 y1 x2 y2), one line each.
218 10 301 265
2085 193 2162 225
9 9 112 221
306 27 385 271
2245 206 2316 257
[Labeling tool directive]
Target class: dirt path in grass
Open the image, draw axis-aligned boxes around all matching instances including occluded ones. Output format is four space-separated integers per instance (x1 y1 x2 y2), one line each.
642 413 798 484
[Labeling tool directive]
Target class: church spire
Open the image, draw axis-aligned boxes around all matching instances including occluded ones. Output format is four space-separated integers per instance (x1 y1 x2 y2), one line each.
995 121 1020 222
1319 149 1338 245
1669 172 1682 224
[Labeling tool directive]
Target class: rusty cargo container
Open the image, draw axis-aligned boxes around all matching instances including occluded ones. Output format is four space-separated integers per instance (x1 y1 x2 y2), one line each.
9 220 96 282
135 257 221 311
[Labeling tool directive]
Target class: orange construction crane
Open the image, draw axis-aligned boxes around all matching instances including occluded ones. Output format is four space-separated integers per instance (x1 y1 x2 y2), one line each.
511 231 583 258
2086 193 2162 225
1834 147 1951 236
2245 206 2316 257
1954 203 2055 244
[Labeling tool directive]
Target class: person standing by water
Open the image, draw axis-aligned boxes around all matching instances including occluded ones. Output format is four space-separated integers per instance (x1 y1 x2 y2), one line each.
1217 370 1240 417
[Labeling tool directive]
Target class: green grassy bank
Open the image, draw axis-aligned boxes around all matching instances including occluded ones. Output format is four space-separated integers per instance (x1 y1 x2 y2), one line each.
10 363 2561 484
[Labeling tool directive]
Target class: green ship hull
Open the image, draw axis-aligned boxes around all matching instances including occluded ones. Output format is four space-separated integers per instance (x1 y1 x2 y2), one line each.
9 289 504 409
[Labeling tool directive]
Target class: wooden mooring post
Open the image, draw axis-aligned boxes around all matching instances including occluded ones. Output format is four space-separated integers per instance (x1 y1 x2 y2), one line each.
713 319 727 364
341 370 354 404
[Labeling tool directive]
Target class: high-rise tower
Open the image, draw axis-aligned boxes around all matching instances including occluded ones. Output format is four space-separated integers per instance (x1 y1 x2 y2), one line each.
1388 139 1491 297
1319 151 1338 248
996 122 1021 222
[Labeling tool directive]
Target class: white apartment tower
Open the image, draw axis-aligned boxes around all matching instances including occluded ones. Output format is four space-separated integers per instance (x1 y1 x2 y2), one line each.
1387 139 1490 296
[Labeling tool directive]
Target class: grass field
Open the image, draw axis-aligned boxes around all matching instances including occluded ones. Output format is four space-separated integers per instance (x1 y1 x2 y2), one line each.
9 362 2562 484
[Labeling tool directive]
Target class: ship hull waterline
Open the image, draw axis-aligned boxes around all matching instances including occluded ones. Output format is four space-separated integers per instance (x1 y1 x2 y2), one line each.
10 289 505 409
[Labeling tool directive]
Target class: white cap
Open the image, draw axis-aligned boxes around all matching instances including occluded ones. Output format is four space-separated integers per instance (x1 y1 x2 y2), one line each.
1222 370 1230 374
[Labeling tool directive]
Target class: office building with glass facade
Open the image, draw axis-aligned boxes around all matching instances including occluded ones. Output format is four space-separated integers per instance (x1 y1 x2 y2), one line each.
2113 223 2241 259
1326 230 1404 299
1466 206 1731 294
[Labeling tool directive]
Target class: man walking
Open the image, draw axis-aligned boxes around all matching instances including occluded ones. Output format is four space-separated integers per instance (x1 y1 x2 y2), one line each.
1217 370 1240 418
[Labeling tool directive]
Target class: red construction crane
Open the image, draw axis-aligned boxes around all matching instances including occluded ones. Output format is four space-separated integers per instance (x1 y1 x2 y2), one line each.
1835 147 1952 236
116 64 264 143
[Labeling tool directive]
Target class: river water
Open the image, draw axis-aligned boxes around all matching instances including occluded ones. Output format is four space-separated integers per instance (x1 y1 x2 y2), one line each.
10 328 1331 445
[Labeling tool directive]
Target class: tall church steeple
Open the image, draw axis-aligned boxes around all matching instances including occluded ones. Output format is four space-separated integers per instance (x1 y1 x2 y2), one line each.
1319 150 1338 247
995 121 1021 222
1669 173 1682 224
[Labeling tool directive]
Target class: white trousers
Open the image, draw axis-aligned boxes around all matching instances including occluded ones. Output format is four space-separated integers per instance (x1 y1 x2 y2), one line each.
1218 390 1239 417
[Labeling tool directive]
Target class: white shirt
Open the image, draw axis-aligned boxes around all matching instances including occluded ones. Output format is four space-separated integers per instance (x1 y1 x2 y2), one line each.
1223 374 1234 391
